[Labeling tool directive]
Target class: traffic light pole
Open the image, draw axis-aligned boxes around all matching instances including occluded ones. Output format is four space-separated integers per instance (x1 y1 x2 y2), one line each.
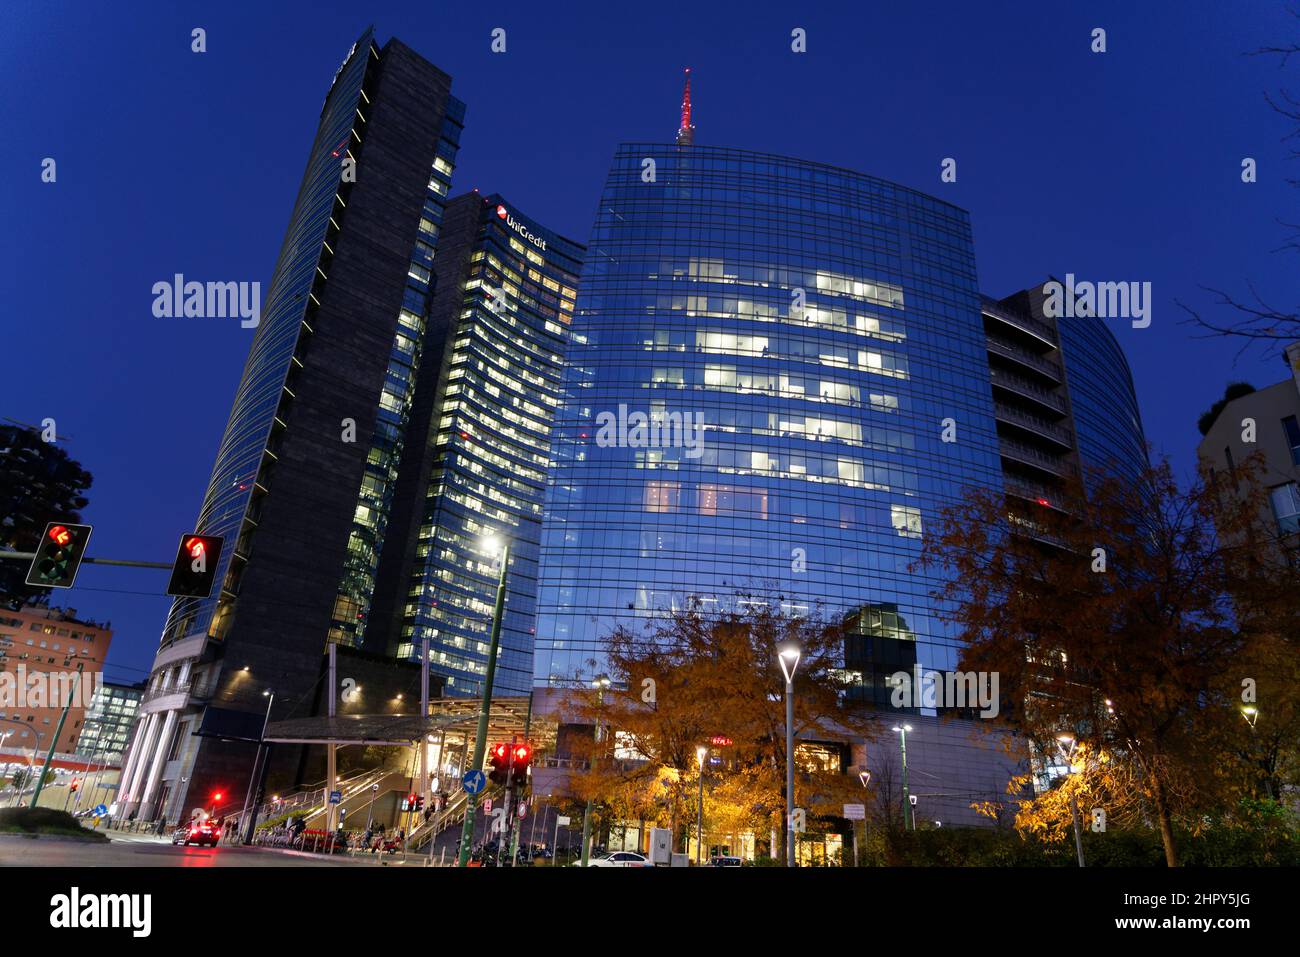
457 541 510 868
0 551 172 570
30 663 83 808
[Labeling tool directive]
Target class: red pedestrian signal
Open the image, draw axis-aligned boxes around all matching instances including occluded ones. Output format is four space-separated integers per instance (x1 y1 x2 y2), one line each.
512 743 532 783
26 522 93 589
166 533 224 598
489 742 510 785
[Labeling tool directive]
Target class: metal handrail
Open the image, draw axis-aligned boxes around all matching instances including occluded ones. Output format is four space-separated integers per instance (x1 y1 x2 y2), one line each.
986 337 1062 381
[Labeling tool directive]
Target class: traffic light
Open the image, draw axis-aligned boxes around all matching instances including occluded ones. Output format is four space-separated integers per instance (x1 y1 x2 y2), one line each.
26 522 92 589
401 793 424 812
69 778 80 793
512 743 532 784
167 534 224 598
489 742 510 785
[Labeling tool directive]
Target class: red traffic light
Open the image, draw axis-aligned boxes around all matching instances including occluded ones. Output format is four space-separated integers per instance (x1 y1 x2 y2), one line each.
48 525 71 547
491 743 509 761
212 791 223 803
513 744 531 763
187 537 206 558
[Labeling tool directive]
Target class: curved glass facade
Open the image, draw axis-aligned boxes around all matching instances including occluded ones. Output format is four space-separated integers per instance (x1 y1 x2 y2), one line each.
1057 314 1148 485
533 143 1004 690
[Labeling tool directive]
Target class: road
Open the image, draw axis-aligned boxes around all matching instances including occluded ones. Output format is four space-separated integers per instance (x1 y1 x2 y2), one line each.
0 832 376 867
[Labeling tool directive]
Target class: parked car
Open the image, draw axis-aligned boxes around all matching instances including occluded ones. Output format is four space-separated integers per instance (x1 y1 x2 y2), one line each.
584 850 653 868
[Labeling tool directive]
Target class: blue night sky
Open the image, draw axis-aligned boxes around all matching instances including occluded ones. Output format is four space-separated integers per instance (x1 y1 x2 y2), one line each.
3 1 1296 680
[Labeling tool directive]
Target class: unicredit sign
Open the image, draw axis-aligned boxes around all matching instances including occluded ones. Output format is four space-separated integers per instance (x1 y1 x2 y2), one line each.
496 204 547 252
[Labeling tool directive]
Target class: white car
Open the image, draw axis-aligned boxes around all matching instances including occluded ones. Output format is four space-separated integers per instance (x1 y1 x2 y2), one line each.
585 851 653 868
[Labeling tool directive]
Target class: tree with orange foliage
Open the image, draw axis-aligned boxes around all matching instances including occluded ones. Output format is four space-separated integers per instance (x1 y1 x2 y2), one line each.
919 455 1298 866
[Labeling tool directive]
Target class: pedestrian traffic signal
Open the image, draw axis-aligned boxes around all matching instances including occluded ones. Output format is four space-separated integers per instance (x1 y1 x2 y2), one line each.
512 743 532 782
401 792 423 812
25 522 93 589
166 534 224 598
70 778 80 793
489 742 510 785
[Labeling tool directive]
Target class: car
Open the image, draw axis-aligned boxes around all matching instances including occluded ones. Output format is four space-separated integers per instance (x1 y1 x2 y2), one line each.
172 820 221 847
586 850 653 868
709 856 743 867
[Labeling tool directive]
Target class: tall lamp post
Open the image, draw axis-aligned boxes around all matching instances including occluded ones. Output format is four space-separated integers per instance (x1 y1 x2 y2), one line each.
777 643 800 867
1056 733 1085 868
580 673 611 867
239 688 274 843
695 745 708 865
892 724 913 830
457 534 511 867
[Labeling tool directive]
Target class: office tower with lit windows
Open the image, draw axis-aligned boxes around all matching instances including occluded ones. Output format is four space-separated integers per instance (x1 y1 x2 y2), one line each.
531 128 1147 823
366 193 584 696
120 30 466 822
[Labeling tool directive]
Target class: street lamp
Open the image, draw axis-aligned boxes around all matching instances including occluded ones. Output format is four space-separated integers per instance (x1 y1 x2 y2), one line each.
777 642 801 867
238 688 274 844
696 745 708 866
892 724 913 830
580 673 611 867
1055 733 1085 867
457 533 512 867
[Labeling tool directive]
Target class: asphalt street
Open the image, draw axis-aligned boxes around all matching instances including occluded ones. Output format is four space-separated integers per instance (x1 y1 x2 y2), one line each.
0 832 381 867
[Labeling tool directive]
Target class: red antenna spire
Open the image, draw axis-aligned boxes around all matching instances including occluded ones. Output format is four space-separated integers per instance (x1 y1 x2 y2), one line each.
676 67 694 146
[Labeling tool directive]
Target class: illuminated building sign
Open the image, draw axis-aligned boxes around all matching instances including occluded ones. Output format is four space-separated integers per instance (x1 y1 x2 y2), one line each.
496 204 547 252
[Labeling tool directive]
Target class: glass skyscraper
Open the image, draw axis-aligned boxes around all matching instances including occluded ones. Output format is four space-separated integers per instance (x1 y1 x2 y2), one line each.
123 32 467 822
533 143 1006 690
367 193 584 696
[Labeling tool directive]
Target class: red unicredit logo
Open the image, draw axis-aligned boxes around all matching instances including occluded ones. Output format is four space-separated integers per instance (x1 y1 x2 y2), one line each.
496 205 507 219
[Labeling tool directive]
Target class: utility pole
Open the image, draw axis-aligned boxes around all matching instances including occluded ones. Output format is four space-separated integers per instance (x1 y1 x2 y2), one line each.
508 691 533 865
457 538 510 867
31 663 82 808
326 643 337 833
420 635 430 812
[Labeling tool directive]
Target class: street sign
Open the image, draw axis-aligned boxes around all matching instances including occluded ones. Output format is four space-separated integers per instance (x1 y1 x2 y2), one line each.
371 783 379 792
843 803 866 821
518 802 527 818
556 815 571 826
93 804 108 817
462 769 486 795
483 798 492 814
328 790 342 804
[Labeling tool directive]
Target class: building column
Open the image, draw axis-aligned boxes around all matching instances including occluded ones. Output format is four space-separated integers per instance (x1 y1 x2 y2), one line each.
120 711 162 810
138 710 178 819
114 717 149 806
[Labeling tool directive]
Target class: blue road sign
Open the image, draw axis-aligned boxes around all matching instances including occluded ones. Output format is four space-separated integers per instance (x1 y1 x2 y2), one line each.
462 769 486 795
93 804 108 817
329 790 342 804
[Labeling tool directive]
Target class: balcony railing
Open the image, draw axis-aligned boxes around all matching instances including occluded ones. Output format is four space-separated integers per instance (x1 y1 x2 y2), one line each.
993 402 1075 448
142 674 217 706
989 369 1068 414
986 336 1063 382
998 436 1077 476
981 301 1058 346
1003 477 1069 511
